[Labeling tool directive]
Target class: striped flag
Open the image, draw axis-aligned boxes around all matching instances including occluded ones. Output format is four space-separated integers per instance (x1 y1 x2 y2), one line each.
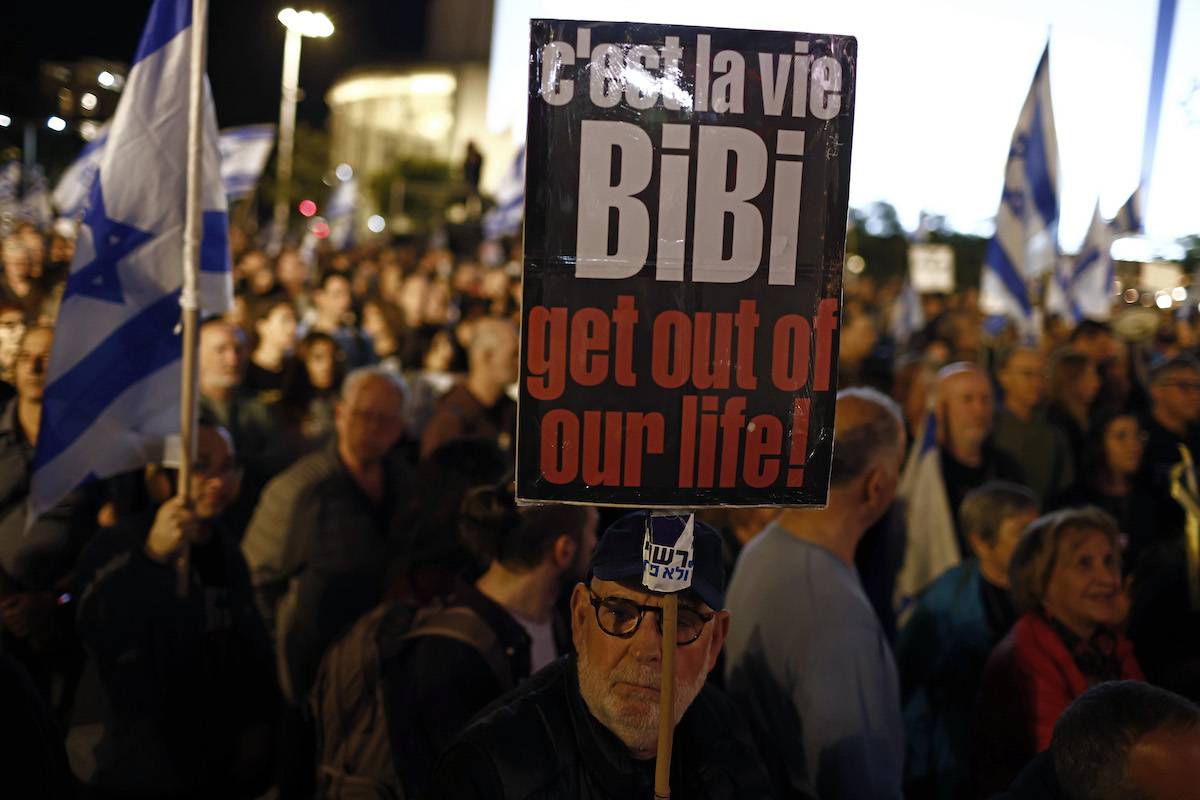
980 44 1059 341
1045 202 1114 323
483 145 525 240
30 0 232 521
889 280 924 348
1111 187 1143 236
894 410 959 612
218 124 276 201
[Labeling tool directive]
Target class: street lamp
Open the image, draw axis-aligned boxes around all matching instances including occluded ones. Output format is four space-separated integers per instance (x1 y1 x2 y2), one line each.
272 8 333 250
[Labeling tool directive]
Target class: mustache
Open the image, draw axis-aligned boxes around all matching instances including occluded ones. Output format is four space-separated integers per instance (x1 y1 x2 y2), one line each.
609 662 662 690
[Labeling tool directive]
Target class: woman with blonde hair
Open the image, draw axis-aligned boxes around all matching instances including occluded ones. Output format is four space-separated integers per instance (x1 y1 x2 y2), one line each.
972 507 1143 797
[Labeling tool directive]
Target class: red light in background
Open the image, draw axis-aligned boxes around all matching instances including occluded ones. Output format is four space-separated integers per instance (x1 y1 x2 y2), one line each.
312 220 330 239
298 199 317 217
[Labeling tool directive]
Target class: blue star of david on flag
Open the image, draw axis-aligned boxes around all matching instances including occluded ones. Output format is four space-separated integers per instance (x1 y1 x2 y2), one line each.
64 181 154 304
980 44 1059 342
30 0 233 524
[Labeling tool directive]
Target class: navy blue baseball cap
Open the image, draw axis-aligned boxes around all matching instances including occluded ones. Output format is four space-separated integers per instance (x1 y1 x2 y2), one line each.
588 511 726 611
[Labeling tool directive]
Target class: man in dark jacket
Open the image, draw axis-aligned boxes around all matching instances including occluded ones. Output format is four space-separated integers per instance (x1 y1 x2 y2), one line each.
423 512 773 799
67 424 277 798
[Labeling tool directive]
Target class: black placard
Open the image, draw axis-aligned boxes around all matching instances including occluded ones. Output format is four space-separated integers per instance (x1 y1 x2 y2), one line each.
517 19 857 507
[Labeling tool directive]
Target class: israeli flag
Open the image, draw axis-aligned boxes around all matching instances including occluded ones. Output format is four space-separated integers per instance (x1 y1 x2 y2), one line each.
980 44 1059 341
219 124 276 201
889 281 925 349
30 0 232 521
326 176 357 250
1111 187 1143 236
1045 202 1115 323
895 410 959 611
483 145 525 240
52 126 110 218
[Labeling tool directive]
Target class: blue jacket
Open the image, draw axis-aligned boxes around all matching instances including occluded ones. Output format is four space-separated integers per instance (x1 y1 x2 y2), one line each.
897 559 1002 800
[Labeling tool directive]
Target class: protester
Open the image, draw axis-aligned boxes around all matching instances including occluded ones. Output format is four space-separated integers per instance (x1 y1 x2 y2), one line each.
307 270 372 369
0 325 100 710
998 681 1200 800
1137 354 1200 539
993 347 1075 503
241 366 413 704
67 425 277 798
898 481 1038 800
312 484 598 796
423 511 773 798
896 362 1025 604
420 316 518 459
1045 352 1103 472
244 293 299 403
973 507 1143 796
1049 409 1158 568
725 387 907 800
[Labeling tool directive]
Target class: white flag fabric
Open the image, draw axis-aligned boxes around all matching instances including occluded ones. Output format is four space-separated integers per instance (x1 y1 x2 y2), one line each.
894 411 959 612
1045 202 1115 323
219 124 276 200
52 126 110 218
31 0 232 521
483 146 525 240
980 45 1059 341
889 281 925 348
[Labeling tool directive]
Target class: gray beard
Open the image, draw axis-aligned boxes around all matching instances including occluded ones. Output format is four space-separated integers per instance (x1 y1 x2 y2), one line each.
575 633 708 757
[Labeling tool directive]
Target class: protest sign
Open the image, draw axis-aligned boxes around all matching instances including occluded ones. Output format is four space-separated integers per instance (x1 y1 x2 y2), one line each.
517 19 857 507
909 243 956 293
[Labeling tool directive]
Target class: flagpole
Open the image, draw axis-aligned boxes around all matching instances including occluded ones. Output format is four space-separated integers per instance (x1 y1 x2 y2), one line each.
176 0 209 597
653 592 679 800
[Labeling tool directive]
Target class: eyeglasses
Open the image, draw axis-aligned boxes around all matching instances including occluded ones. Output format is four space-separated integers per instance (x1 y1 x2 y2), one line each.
587 587 713 646
193 460 244 482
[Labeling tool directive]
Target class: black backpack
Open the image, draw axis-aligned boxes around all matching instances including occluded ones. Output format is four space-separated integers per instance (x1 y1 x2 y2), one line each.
309 600 514 799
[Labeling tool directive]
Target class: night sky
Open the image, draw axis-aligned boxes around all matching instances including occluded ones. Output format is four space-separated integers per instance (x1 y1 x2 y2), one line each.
1 1 430 131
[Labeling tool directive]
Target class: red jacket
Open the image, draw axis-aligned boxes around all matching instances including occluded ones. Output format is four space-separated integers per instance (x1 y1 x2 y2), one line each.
972 612 1143 797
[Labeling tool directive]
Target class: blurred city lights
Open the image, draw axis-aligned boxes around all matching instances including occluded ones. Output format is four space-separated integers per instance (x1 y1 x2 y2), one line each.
46 116 67 132
311 219 330 239
1123 288 1140 303
79 121 99 140
334 163 353 182
298 199 317 217
367 215 386 233
0 115 10 128
97 71 115 88
1173 286 1188 302
80 92 98 111
1156 293 1173 310
278 8 334 38
846 254 866 274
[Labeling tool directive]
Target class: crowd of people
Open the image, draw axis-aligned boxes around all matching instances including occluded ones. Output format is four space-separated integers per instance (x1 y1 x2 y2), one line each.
1 213 1200 800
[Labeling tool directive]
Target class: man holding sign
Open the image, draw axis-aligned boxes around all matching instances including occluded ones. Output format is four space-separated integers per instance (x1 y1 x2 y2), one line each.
423 512 772 798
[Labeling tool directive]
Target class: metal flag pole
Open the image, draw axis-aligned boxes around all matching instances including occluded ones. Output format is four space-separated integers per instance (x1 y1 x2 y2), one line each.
653 591 679 800
176 0 209 598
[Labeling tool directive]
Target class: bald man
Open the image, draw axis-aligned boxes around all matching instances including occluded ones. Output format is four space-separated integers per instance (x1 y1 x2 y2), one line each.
726 388 907 800
934 363 1025 551
895 362 1026 610
419 316 518 459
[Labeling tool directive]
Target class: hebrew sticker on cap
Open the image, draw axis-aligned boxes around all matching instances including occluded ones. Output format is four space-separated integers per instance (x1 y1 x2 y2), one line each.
642 513 695 593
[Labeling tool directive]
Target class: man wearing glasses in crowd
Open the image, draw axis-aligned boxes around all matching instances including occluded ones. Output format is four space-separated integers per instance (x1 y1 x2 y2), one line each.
1139 355 1200 539
423 511 773 799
